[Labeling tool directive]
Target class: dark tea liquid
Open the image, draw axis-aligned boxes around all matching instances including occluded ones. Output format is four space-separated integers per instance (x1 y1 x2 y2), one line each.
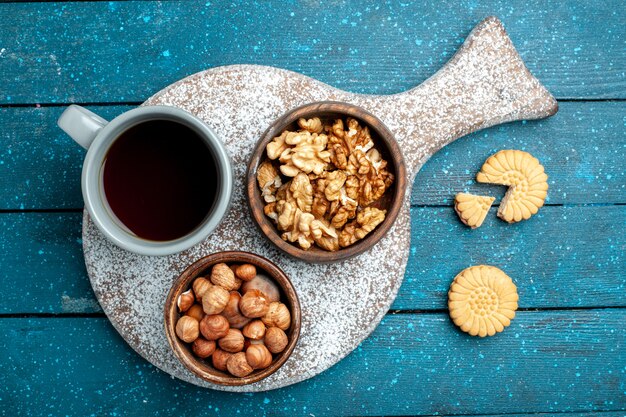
102 120 217 241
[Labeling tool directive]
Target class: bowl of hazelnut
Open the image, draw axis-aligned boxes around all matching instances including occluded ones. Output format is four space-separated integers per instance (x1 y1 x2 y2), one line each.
164 251 301 386
247 101 407 263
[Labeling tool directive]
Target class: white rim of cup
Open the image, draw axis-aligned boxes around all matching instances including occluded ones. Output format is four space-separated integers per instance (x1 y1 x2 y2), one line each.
81 106 233 256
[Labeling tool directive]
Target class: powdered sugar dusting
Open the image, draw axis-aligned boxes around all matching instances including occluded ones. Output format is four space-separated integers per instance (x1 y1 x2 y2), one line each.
83 17 557 392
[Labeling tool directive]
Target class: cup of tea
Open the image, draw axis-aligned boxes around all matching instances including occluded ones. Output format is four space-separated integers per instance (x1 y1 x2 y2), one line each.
58 105 233 256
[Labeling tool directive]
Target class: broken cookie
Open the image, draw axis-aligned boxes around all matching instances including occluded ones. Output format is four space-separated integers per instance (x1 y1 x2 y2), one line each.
476 150 548 223
454 193 495 229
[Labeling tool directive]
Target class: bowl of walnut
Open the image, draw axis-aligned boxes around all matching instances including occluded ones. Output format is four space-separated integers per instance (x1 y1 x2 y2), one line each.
164 251 301 386
247 101 406 263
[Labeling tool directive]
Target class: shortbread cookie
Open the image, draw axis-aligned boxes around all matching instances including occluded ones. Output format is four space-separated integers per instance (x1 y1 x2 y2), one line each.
454 193 495 229
476 150 548 223
448 265 518 337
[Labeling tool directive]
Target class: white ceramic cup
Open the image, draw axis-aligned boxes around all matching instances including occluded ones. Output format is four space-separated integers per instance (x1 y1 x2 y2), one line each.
58 104 233 256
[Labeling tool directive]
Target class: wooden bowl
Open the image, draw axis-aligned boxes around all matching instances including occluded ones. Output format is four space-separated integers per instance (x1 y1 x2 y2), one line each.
246 101 407 263
164 251 301 386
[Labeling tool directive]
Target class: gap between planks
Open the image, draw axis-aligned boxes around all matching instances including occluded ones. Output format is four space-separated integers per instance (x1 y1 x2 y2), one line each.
358 410 626 417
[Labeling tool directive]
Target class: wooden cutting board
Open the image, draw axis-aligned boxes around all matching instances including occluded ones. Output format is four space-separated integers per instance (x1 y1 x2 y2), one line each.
83 16 557 392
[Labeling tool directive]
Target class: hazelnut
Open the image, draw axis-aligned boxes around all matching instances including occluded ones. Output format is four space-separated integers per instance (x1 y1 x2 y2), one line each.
210 263 237 291
177 289 195 312
246 344 273 369
243 338 265 350
212 348 232 371
233 277 242 291
192 277 212 301
202 285 229 315
242 320 266 340
186 304 205 322
235 264 257 281
191 277 213 301
226 352 254 377
218 328 245 353
175 315 199 343
241 274 280 302
239 289 270 318
262 302 291 330
192 338 216 358
222 292 251 329
199 314 229 340
265 327 288 353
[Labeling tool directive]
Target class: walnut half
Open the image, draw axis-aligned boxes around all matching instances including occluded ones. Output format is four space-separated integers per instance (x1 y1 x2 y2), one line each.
339 207 387 248
256 161 282 203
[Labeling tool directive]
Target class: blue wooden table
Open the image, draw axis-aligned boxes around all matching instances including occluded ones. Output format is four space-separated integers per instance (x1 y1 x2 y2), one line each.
1 1 624 416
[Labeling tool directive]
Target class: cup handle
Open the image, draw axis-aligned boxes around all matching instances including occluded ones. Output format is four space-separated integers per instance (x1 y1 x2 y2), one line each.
57 105 109 149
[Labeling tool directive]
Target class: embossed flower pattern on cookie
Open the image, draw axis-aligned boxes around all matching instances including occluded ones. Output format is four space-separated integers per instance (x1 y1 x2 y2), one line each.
476 150 548 223
454 193 495 229
448 265 518 337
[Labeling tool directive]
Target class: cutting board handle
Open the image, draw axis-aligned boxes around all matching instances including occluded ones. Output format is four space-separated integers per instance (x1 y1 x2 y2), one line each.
395 16 558 176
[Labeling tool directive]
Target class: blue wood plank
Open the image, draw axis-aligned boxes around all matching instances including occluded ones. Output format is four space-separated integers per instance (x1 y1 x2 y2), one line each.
0 0 624 104
0 212 98 314
472 413 626 417
395 204 626 310
2 205 623 314
0 105 131 210
1 311 624 416
1 101 624 210
411 101 626 206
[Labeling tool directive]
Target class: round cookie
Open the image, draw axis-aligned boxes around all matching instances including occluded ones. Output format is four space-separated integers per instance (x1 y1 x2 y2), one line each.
448 265 518 337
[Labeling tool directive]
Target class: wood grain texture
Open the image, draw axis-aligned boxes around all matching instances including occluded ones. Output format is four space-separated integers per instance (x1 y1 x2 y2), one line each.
2 311 624 416
3 205 623 314
0 0 624 104
1 101 624 210
471 413 626 417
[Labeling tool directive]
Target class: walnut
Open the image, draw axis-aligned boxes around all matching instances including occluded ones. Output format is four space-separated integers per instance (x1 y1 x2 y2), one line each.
278 202 316 249
327 118 374 170
366 149 395 188
256 161 282 203
275 182 290 202
311 178 330 219
339 207 386 248
358 176 386 207
311 219 339 251
297 117 323 133
323 170 347 202
346 149 395 206
346 149 372 176
277 200 297 231
349 118 375 153
278 132 331 177
289 173 313 212
264 202 278 222
267 131 289 160
344 175 359 200
327 119 350 169
329 192 358 229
